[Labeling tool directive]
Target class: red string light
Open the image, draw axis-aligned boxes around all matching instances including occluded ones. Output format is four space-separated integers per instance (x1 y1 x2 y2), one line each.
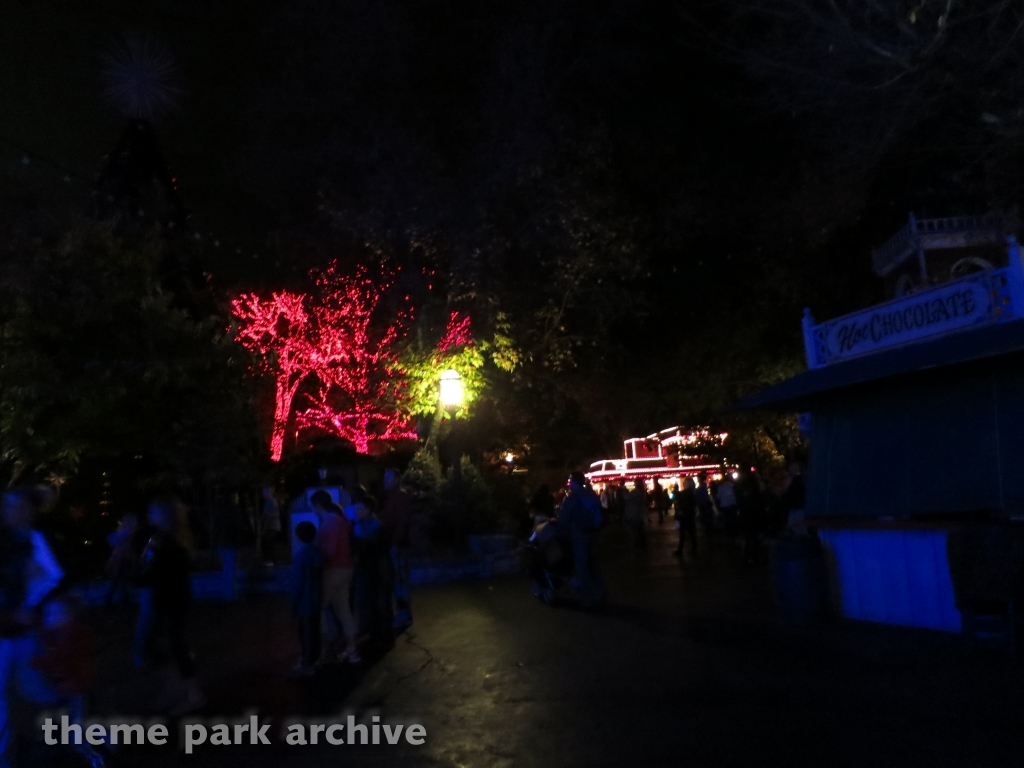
231 263 421 460
437 311 473 352
295 263 417 454
231 290 317 461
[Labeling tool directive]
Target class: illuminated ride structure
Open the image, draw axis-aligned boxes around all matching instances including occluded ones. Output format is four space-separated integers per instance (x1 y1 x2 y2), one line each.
584 427 735 490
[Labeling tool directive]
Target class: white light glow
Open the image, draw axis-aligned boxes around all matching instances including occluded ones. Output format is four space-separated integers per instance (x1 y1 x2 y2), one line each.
439 369 464 408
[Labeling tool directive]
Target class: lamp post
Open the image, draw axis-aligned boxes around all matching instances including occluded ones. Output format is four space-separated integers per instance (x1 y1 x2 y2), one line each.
439 369 465 518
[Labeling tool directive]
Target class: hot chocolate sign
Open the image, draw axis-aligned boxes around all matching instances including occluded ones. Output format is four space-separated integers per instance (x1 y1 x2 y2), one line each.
814 273 995 364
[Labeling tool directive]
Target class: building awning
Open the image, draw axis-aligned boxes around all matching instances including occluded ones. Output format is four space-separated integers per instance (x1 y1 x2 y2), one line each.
735 317 1024 411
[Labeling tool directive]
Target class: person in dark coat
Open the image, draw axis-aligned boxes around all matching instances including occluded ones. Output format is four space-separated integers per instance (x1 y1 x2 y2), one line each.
135 496 204 714
352 497 392 645
381 468 414 630
612 482 627 524
290 521 323 675
557 472 605 607
694 474 716 532
651 481 669 525
623 480 648 551
737 473 767 566
672 479 698 559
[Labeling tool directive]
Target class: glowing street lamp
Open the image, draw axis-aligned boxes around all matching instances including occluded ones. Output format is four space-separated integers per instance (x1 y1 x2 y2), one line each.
439 369 464 410
440 369 465 517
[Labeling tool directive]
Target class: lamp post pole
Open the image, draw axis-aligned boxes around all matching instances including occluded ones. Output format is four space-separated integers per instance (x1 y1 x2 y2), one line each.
439 369 465 526
450 409 462 532
450 409 462 488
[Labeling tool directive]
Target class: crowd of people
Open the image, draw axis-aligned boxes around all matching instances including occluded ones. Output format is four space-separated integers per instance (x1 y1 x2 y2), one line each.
594 464 805 560
0 487 102 767
0 468 417 766
291 467 414 675
528 463 807 596
0 459 805 765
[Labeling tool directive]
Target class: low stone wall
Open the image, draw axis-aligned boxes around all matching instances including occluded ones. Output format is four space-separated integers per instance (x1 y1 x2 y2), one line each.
73 544 525 604
467 534 518 555
408 547 525 585
74 565 289 605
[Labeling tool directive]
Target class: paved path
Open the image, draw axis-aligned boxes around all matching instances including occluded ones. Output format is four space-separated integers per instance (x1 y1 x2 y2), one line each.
19 527 1024 767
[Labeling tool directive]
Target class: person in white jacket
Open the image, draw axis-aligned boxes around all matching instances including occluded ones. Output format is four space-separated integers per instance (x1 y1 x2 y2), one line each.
0 487 64 768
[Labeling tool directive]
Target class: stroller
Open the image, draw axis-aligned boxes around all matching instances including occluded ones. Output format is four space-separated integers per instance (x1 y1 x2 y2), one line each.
527 520 575 605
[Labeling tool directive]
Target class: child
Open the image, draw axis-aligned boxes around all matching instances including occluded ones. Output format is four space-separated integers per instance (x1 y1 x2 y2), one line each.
291 521 323 675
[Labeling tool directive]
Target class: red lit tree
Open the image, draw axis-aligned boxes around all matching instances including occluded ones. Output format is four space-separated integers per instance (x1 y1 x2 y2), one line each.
232 263 421 460
294 263 417 454
231 290 317 462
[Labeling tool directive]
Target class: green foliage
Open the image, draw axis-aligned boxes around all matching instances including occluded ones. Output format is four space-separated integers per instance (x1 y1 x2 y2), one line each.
402 449 500 547
488 313 522 373
0 224 262 486
401 339 487 420
485 468 528 527
400 447 442 514
399 312 524 423
437 457 497 537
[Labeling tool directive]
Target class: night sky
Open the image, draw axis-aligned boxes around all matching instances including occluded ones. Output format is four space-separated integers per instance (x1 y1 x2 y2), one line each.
3 9 1023 760
2 1 1017 461
0 4 840 283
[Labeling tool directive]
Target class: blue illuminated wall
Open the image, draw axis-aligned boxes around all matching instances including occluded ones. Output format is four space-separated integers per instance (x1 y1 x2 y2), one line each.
819 529 961 632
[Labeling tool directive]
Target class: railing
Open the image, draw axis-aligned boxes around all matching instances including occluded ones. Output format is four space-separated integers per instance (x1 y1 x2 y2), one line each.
871 214 1003 275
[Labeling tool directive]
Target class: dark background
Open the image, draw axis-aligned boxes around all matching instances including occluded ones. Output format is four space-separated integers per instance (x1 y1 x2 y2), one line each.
2 0 1020 481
